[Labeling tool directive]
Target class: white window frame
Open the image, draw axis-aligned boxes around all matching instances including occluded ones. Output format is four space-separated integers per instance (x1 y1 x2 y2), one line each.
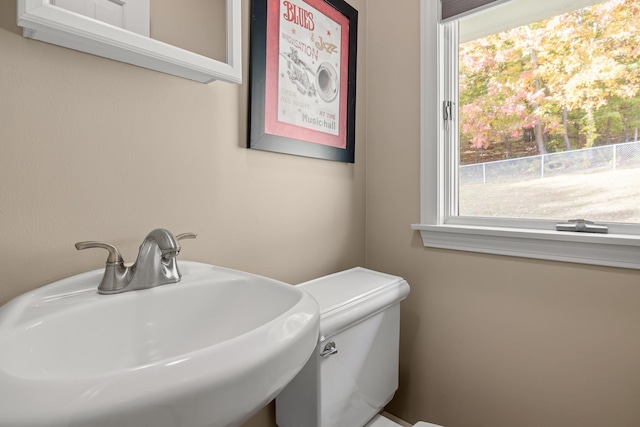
412 0 640 270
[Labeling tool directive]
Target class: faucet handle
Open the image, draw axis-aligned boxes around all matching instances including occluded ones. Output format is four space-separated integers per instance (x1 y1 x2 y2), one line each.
176 233 197 241
75 241 124 264
173 233 197 257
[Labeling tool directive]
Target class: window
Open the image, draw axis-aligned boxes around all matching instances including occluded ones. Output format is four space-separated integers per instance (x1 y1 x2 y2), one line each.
413 0 640 269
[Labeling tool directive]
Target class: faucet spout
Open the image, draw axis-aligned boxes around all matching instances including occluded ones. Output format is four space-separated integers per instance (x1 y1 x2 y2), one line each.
129 228 183 290
143 228 181 259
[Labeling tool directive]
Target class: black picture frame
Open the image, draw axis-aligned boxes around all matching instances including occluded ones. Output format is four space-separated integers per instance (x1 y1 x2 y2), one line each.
248 0 358 163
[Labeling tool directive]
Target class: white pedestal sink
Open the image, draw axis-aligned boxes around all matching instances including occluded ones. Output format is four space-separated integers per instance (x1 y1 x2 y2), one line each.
0 262 320 427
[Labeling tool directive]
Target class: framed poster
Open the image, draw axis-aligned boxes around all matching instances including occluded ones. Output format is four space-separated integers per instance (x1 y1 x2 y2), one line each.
248 0 358 163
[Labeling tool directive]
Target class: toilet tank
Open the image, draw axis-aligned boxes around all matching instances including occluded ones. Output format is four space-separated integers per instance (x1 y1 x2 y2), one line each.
276 268 410 427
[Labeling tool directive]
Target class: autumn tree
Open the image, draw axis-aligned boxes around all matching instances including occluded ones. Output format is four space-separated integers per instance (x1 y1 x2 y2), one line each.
459 0 640 160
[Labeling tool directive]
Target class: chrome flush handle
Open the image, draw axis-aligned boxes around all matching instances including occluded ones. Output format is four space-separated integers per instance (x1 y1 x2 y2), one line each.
320 341 338 358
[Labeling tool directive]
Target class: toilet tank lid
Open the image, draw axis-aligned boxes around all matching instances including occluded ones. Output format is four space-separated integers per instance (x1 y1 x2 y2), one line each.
297 268 410 339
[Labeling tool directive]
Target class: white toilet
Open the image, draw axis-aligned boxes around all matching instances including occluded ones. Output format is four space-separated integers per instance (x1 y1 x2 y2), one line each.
276 267 440 427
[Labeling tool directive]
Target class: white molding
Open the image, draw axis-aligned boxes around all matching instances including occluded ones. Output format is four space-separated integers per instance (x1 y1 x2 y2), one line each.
412 223 640 269
17 0 242 84
417 0 640 270
459 0 605 43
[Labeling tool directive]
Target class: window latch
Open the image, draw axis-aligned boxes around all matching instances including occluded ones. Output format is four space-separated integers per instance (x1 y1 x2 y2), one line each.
442 100 454 131
555 219 608 234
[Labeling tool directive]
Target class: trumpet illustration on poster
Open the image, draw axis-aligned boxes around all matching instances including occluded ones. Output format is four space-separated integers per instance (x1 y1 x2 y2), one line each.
280 48 339 102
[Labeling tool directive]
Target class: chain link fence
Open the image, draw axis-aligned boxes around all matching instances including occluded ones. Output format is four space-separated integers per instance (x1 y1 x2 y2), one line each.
460 140 640 185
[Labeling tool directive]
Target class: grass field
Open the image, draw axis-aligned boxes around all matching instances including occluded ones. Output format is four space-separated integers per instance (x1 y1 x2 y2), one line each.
459 167 640 223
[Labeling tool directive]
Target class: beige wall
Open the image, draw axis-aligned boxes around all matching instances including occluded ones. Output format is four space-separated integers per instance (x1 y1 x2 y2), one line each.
0 2 365 426
365 1 640 427
4 1 640 427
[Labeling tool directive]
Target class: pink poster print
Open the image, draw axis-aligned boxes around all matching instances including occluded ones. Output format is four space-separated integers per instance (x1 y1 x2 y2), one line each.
264 0 350 149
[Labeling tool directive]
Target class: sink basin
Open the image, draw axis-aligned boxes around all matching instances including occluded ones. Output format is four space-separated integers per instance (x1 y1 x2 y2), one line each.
0 262 319 427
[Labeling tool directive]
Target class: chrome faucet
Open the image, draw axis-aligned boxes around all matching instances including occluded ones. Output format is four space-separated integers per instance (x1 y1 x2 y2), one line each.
75 228 196 294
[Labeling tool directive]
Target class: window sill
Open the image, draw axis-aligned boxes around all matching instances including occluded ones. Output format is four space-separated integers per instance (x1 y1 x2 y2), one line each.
411 223 640 270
